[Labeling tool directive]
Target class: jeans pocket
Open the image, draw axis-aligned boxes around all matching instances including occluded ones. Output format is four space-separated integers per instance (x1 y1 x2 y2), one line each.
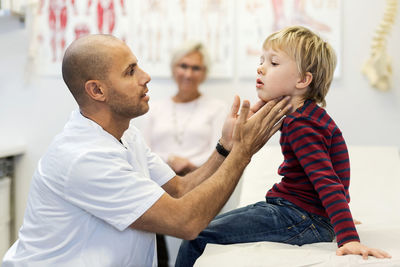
311 216 335 241
285 204 308 225
272 198 308 223
284 224 322 245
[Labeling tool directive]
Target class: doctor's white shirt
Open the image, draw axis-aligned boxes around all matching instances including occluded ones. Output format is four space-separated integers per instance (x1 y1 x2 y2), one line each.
3 110 175 267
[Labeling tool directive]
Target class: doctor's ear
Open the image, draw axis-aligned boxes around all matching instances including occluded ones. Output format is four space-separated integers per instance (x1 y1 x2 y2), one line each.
84 80 106 101
296 72 313 89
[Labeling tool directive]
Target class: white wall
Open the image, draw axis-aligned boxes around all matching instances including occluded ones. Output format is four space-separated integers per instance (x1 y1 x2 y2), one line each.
0 0 399 241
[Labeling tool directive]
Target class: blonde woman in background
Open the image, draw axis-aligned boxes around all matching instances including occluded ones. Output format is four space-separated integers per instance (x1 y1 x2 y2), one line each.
141 41 228 266
143 41 228 176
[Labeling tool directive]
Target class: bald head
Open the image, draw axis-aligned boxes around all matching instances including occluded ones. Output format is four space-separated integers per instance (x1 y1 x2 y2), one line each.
62 34 124 106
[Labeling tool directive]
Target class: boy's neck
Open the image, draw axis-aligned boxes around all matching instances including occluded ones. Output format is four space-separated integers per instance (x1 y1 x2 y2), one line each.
289 95 306 113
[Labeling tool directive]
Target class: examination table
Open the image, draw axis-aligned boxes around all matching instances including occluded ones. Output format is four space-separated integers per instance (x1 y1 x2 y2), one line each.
195 146 400 267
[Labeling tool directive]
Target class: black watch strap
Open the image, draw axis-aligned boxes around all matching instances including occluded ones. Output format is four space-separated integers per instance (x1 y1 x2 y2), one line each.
216 140 230 157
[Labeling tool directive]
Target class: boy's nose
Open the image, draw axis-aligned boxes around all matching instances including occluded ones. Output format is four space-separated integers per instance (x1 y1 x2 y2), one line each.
257 66 265 75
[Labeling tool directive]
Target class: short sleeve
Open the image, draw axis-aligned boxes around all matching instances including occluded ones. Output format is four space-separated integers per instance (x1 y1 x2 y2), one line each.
145 143 177 186
128 125 176 186
64 149 165 232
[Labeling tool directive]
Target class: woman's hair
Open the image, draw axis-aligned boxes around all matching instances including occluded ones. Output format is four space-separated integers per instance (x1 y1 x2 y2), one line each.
170 41 211 77
263 26 337 107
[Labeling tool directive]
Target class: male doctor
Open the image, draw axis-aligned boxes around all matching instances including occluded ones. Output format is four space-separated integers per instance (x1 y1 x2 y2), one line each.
3 34 291 266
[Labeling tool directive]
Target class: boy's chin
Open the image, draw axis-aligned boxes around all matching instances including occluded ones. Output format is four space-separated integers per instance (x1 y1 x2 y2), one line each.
256 93 269 102
257 95 277 102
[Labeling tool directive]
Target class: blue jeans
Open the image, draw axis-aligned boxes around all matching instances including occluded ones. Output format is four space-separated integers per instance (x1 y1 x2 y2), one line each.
175 197 335 267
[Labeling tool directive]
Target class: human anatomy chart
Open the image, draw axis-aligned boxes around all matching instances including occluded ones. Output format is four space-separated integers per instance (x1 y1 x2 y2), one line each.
237 0 342 78
30 0 234 78
128 0 235 78
30 0 339 79
31 0 128 75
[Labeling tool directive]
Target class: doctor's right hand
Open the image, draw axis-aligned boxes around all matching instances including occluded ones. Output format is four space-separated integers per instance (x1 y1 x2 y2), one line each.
227 96 291 161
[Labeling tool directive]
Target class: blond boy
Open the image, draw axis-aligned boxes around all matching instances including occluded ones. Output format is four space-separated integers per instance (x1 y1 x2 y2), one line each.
176 26 391 266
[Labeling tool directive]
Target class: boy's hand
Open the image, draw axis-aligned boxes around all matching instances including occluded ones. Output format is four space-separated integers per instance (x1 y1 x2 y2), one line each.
336 241 391 259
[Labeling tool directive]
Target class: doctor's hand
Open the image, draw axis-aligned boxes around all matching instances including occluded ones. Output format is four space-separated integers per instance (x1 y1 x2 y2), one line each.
220 95 288 151
221 96 291 160
336 241 391 260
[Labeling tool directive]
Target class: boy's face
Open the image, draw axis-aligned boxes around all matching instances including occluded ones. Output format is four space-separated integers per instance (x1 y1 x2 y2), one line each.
256 48 301 102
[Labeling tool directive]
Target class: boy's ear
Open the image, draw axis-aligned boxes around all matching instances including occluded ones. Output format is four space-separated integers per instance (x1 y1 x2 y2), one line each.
296 72 313 89
84 80 106 102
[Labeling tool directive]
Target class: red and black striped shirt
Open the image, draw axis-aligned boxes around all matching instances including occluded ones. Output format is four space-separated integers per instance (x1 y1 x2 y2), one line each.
267 100 360 247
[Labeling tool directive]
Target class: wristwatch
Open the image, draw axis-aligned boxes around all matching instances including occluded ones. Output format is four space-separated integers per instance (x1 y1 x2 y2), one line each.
216 140 230 157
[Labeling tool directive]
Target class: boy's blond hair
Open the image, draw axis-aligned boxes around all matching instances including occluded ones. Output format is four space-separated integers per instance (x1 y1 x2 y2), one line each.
263 26 336 107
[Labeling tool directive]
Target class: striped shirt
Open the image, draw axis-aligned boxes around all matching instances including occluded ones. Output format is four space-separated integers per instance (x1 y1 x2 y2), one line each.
267 100 360 247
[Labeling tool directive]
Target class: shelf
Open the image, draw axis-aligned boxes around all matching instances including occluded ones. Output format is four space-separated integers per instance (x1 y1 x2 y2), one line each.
0 141 26 158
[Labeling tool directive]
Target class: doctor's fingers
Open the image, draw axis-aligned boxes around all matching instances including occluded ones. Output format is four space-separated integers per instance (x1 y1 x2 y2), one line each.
249 99 266 118
259 96 292 128
237 100 251 126
228 95 241 118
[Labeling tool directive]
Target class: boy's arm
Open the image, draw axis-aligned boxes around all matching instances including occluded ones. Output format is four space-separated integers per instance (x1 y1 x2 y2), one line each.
285 118 359 246
286 119 391 259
